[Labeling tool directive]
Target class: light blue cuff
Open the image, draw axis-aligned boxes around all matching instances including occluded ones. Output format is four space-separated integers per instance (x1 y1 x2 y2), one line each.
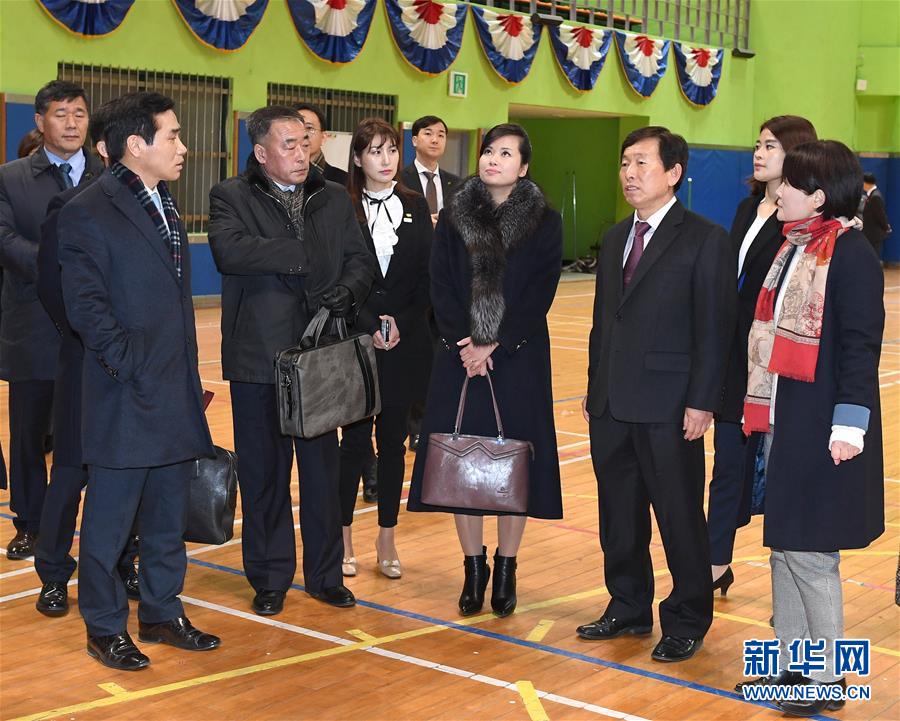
832 403 870 431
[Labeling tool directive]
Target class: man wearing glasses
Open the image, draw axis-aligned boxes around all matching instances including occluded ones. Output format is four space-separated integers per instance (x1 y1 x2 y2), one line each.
294 103 347 186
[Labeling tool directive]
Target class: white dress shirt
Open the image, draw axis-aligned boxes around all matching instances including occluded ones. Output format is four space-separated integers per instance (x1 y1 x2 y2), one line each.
414 158 444 212
621 195 678 266
737 201 769 276
145 185 169 233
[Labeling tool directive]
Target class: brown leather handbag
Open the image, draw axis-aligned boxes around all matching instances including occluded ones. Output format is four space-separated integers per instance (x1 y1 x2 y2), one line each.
421 371 532 513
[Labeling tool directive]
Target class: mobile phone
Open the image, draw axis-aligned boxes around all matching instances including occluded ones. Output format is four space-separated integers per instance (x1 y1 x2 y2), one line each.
381 318 391 346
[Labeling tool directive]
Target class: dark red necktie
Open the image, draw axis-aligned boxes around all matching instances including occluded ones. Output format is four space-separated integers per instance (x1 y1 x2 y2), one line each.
623 221 651 288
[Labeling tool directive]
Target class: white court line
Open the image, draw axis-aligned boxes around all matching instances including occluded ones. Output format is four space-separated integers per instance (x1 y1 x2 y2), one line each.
557 429 590 438
551 345 589 352
180 594 650 721
0 579 77 604
558 440 589 451
549 335 590 343
560 454 591 467
553 292 596 299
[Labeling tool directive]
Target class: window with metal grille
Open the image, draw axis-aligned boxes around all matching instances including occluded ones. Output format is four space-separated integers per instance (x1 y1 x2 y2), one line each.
267 84 397 132
57 62 231 233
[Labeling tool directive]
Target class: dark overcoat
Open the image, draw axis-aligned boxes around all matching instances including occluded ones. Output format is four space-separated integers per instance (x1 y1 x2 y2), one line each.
355 192 434 405
407 177 563 519
745 229 885 552
0 147 103 381
58 173 214 469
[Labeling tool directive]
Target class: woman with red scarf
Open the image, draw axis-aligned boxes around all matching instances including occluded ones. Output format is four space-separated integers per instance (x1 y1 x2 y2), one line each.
735 141 885 716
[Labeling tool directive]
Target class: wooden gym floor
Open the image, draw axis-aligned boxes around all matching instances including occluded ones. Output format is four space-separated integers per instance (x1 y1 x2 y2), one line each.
0 272 897 721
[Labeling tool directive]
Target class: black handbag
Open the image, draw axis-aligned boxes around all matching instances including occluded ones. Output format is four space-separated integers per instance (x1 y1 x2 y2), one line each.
185 445 238 545
275 307 380 438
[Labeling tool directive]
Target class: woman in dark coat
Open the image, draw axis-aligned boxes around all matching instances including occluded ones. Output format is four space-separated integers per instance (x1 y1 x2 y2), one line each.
707 116 817 595
734 141 884 716
338 118 433 579
407 123 562 619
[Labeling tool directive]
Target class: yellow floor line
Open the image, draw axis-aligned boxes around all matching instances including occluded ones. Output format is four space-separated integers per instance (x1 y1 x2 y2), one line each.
526 619 555 643
346 629 378 644
97 682 127 696
516 680 551 721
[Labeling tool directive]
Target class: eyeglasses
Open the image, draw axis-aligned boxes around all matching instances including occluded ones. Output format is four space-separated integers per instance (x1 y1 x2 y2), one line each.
304 124 320 136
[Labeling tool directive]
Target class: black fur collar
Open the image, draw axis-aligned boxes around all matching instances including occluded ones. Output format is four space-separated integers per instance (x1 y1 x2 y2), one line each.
447 177 546 345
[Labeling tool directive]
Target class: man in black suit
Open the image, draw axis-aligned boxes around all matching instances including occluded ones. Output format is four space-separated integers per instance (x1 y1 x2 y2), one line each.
33 98 139 617
294 102 348 185
59 92 219 670
208 106 375 616
399 115 460 227
862 172 891 260
0 80 103 560
578 127 735 663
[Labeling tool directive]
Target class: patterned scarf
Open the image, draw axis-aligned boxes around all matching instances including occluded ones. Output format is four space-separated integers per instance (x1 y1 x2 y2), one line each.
267 181 305 239
110 162 183 279
742 215 847 433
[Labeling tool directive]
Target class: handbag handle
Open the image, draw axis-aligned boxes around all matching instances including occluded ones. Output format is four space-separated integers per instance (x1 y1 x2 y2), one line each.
453 370 505 441
300 306 348 347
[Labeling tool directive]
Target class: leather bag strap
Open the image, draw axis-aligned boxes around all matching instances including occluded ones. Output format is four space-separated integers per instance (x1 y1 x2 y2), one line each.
453 370 505 440
300 307 348 347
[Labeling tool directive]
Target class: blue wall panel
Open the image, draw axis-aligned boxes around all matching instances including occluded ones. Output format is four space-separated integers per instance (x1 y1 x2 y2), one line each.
5 101 36 162
676 147 752 232
189 242 221 297
237 118 250 174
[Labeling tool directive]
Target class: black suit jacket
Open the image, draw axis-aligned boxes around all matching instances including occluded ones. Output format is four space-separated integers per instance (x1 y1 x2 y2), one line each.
862 188 890 254
399 163 460 209
356 192 433 404
319 160 348 186
58 173 214 469
0 147 103 381
719 194 784 422
587 200 736 423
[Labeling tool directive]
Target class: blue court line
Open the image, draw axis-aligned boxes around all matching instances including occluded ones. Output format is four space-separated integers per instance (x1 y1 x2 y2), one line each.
0 508 839 720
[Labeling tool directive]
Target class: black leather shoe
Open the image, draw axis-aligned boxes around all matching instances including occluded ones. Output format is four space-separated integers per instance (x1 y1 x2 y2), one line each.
576 615 652 640
408 434 420 453
362 455 378 503
459 546 490 616
309 585 356 608
139 616 220 651
86 632 150 671
122 570 140 600
712 566 734 596
735 670 808 693
491 550 517 618
777 678 846 717
252 590 286 616
651 635 703 662
6 531 37 560
36 581 69 616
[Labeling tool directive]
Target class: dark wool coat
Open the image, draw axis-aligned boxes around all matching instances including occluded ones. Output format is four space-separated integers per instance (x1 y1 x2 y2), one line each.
743 229 885 552
407 177 563 519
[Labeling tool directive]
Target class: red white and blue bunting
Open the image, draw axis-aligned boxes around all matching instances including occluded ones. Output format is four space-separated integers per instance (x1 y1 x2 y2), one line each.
37 0 134 37
470 7 542 84
287 0 376 64
384 0 467 75
672 42 723 106
614 31 669 98
548 23 611 92
172 0 268 51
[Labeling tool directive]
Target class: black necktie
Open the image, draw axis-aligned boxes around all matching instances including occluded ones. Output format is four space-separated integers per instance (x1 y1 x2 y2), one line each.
58 162 74 189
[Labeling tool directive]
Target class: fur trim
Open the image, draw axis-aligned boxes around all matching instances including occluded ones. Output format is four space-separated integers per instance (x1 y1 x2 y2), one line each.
448 177 546 345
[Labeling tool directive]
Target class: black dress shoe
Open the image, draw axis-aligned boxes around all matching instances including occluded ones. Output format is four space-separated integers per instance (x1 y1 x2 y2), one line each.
252 590 286 616
36 581 69 616
6 531 37 560
459 546 490 617
735 670 808 693
139 616 220 651
712 566 734 596
576 615 652 640
309 585 356 608
651 635 703 662
87 632 150 671
122 570 140 600
491 550 517 618
777 678 846 717
408 434 420 453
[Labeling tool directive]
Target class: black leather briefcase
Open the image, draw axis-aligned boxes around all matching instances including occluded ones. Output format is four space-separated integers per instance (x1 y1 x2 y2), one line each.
185 445 238 545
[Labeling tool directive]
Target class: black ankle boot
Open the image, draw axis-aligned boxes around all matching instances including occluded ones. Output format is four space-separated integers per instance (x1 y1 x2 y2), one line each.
491 550 517 617
458 546 490 616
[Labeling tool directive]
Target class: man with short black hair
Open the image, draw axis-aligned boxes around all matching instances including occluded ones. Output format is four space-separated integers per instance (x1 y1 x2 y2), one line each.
861 172 891 260
578 126 735 663
59 91 219 670
399 115 460 225
294 102 348 185
209 105 375 616
0 79 103 560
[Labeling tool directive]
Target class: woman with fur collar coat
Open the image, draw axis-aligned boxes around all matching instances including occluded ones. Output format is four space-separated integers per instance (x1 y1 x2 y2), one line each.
407 124 563 619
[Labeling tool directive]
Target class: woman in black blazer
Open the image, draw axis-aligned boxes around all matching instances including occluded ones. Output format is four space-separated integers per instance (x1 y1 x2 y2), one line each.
338 118 434 579
707 115 817 594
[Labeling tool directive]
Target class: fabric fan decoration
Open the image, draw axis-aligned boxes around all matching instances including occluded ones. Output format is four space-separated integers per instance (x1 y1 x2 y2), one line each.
613 31 670 97
470 7 542 84
287 0 376 64
384 0 467 75
37 0 135 37
548 23 612 91
172 0 268 51
673 42 724 106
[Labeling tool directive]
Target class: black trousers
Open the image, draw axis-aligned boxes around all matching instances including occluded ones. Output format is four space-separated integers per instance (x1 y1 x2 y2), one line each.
706 421 747 566
589 409 713 639
79 462 190 637
339 403 410 528
7 380 54 533
34 464 138 583
231 382 343 595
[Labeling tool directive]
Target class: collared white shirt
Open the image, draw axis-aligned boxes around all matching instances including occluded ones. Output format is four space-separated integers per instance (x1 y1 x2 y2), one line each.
738 199 769 276
145 184 169 234
414 158 444 212
44 147 86 186
271 179 296 193
621 195 678 267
